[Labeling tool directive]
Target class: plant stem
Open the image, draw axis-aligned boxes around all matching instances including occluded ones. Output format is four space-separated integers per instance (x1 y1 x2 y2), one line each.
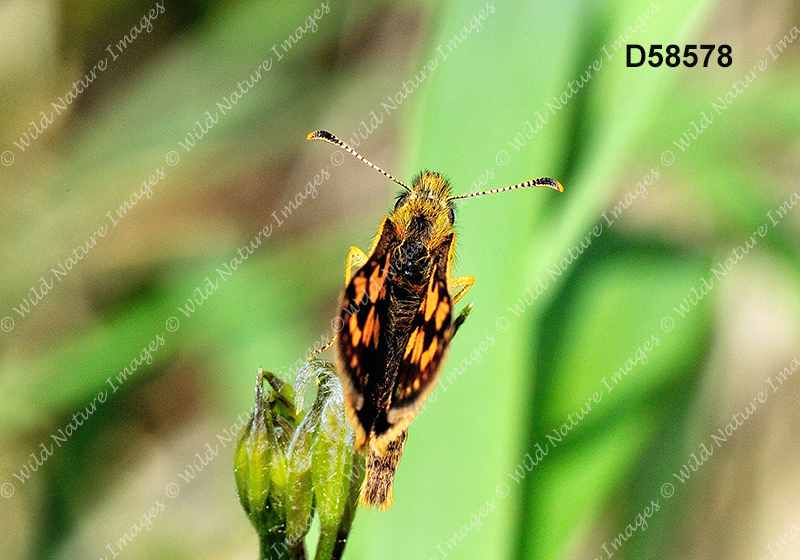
288 540 308 560
259 528 307 560
259 532 272 560
330 453 366 560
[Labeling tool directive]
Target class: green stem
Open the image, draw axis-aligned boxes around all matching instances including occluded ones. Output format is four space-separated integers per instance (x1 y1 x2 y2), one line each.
288 539 308 560
259 532 273 560
259 530 308 560
330 453 366 560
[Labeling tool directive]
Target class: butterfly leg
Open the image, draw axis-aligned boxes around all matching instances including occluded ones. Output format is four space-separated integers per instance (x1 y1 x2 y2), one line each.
312 335 336 355
449 276 474 337
449 275 474 304
345 246 368 284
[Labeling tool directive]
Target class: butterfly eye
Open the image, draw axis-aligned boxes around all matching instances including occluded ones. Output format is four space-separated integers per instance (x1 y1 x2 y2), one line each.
394 194 408 211
448 206 455 224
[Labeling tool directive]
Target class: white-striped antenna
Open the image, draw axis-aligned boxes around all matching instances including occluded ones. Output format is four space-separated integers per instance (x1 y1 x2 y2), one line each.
307 130 412 192
449 177 563 200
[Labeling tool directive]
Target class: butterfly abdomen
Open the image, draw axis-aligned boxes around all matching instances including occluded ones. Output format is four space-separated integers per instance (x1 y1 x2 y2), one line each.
361 264 430 436
360 429 408 510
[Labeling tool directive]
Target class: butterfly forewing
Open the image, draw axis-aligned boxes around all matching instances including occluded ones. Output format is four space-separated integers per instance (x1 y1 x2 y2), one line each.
337 217 398 446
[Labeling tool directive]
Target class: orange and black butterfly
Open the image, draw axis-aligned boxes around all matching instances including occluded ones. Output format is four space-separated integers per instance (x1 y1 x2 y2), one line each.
308 130 562 509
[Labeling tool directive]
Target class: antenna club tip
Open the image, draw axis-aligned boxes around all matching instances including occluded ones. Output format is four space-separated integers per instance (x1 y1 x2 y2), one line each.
307 130 337 142
553 180 564 193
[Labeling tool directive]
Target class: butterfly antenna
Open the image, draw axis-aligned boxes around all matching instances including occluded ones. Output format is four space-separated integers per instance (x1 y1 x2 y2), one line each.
449 177 563 201
307 130 412 192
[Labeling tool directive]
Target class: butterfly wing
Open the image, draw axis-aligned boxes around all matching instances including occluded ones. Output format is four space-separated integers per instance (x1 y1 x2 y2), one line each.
386 233 454 430
336 217 398 449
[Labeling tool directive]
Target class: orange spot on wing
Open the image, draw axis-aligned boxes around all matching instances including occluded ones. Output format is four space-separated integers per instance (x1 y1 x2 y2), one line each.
419 338 438 371
411 329 425 363
435 300 450 330
368 264 389 303
363 308 375 346
424 282 439 322
353 275 368 304
372 314 380 347
349 313 361 347
404 329 418 359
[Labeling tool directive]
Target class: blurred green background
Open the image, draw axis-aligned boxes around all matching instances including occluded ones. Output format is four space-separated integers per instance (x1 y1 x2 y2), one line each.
2 0 800 558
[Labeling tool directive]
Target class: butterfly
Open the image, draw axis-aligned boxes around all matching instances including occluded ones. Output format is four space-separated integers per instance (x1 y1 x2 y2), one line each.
308 130 562 509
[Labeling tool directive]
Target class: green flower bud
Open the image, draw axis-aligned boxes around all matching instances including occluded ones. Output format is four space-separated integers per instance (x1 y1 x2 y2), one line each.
264 369 299 427
235 369 297 555
236 358 365 560
309 363 365 560
453 302 473 335
284 391 319 545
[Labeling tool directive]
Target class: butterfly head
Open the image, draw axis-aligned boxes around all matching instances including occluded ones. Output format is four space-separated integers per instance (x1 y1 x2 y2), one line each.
385 171 455 284
391 171 455 245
